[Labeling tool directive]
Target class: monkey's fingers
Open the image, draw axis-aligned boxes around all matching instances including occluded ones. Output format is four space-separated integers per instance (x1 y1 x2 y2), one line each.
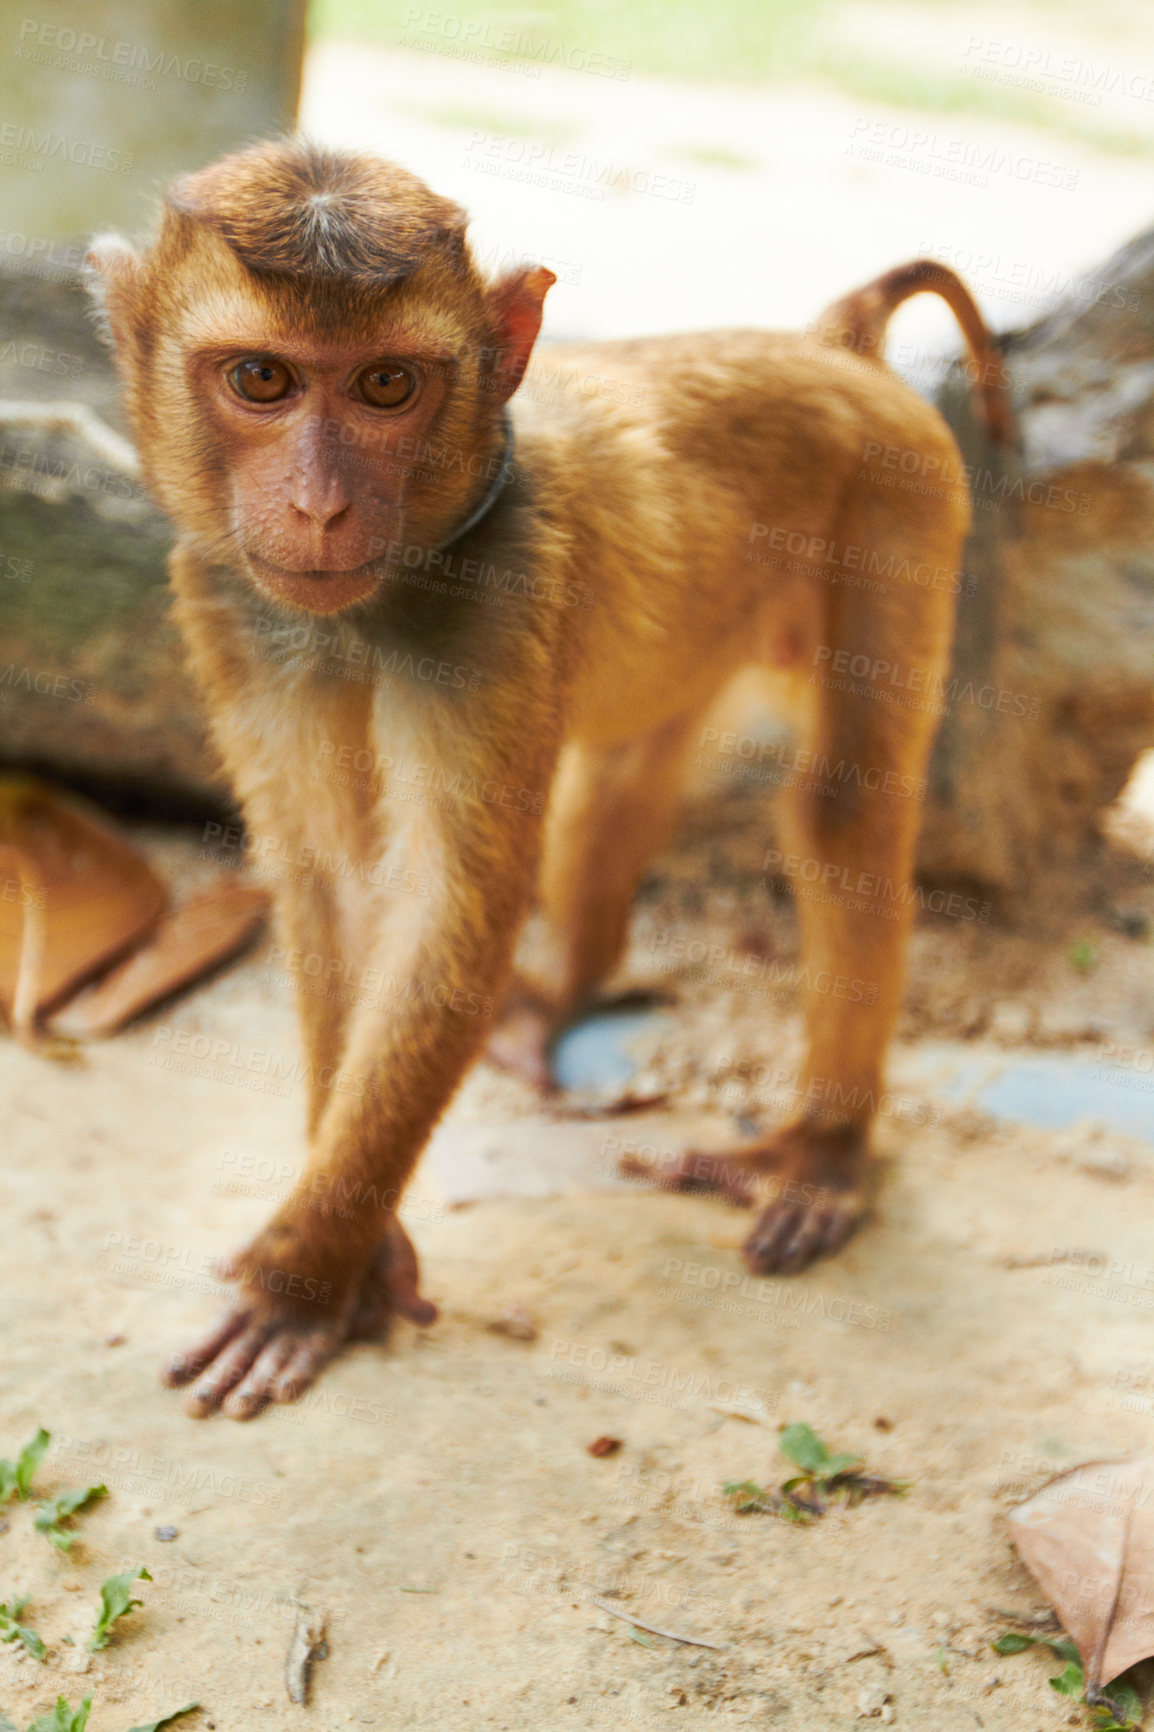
743 1196 861 1276
194 1312 352 1418
268 1333 343 1406
180 1318 278 1418
220 1333 301 1421
349 1217 438 1337
161 1306 252 1388
383 1215 439 1325
620 1148 757 1208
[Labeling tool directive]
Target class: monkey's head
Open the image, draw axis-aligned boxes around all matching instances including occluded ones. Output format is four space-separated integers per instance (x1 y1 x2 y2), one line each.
86 138 554 616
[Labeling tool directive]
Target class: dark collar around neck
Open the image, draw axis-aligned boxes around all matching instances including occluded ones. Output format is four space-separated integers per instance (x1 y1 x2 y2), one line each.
436 408 515 551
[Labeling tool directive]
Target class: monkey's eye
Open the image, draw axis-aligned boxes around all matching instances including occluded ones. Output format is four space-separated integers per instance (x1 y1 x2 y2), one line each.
230 356 293 403
357 363 417 410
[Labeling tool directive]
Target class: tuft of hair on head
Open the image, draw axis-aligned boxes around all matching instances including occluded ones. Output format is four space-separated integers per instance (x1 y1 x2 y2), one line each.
165 135 470 287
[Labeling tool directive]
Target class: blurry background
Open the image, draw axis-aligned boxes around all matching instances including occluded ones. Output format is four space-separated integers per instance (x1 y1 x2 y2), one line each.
6 0 1153 362
303 0 1154 363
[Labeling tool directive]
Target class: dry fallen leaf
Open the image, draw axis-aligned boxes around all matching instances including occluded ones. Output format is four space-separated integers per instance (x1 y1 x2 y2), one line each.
49 882 269 1038
1007 1457 1154 1689
0 775 166 1040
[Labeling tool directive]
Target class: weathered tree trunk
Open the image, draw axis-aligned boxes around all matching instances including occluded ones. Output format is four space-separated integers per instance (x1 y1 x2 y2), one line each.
3 233 1154 881
0 0 307 243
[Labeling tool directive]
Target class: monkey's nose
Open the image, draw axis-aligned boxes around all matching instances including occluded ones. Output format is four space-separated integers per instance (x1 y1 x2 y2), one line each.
289 475 352 529
290 496 351 530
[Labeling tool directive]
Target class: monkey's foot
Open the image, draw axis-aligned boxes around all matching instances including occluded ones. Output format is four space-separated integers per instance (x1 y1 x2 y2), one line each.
628 1119 868 1275
162 1216 436 1420
739 1119 865 1273
485 987 559 1093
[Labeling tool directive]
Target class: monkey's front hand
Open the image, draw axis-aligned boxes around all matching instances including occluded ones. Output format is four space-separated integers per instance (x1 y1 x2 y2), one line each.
162 1215 436 1420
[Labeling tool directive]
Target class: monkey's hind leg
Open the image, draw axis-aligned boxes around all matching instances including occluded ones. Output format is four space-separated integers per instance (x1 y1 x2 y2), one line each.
655 481 961 1274
487 711 704 1089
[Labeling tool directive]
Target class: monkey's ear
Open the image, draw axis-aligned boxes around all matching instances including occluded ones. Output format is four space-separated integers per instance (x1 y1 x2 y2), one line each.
486 266 556 402
84 234 143 353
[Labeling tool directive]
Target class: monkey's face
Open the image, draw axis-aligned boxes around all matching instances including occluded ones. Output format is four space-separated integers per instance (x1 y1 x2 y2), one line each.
88 217 553 618
183 318 461 616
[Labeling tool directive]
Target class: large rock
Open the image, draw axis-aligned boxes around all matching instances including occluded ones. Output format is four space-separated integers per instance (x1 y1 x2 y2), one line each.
922 227 1154 890
0 270 220 804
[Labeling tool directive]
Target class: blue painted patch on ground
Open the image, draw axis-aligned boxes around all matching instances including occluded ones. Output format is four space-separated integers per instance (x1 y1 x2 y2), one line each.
550 1010 1154 1146
906 1044 1154 1144
549 1003 668 1093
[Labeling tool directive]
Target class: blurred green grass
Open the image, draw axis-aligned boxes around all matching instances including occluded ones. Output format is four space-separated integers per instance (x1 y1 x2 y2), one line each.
311 0 820 84
309 0 1154 157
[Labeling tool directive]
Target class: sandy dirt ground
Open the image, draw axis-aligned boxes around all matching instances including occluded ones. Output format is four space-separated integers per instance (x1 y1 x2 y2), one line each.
4 789 1154 1731
7 15 1154 1731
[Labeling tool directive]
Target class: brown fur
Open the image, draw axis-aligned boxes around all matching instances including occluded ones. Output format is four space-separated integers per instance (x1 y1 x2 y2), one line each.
87 138 1001 1418
169 142 469 284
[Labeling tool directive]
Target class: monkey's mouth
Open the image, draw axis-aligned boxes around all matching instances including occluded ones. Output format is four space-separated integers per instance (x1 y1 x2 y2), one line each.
245 553 382 616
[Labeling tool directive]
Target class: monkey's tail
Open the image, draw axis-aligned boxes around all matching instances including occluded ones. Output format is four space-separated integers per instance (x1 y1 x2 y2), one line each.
816 259 1013 443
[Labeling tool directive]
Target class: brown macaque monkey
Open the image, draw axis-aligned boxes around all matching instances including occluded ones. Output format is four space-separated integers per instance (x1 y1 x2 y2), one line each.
86 138 1009 1419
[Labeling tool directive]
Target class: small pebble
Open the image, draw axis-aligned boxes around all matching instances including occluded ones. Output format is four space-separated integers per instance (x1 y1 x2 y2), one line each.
488 1303 538 1341
154 1524 179 1542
